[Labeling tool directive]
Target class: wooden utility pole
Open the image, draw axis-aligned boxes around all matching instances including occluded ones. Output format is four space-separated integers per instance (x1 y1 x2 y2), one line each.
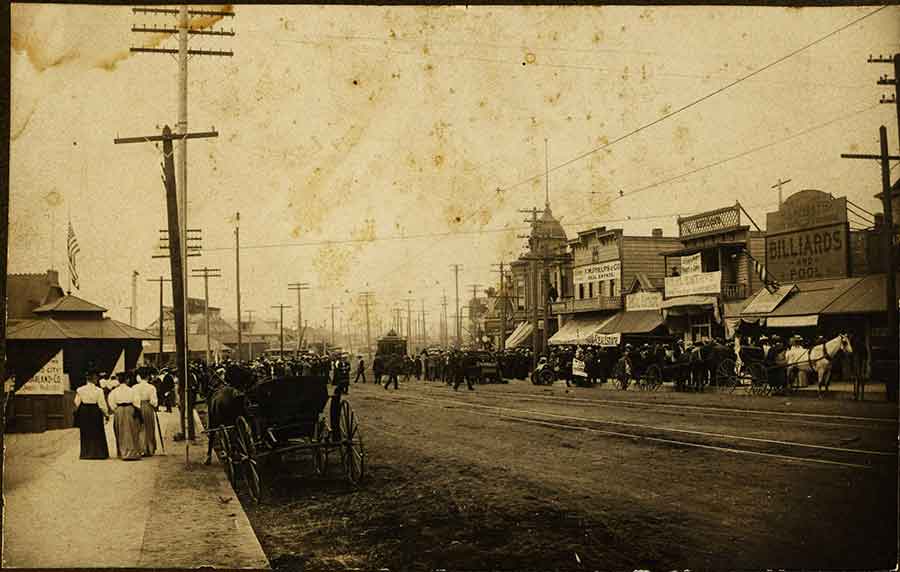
420 299 428 349
771 178 792 208
869 53 900 155
360 292 374 362
115 125 218 455
441 292 448 347
492 262 507 351
147 276 172 367
191 266 221 364
130 270 140 326
325 303 338 349
450 264 463 347
234 212 242 361
244 309 255 360
403 297 414 353
288 282 310 354
468 284 482 346
841 126 900 401
271 304 292 358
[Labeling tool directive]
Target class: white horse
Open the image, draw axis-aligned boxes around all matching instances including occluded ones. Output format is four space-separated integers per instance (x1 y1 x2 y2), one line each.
784 334 853 396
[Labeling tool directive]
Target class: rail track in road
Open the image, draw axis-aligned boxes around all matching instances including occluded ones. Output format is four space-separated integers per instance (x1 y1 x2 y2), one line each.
358 386 896 470
407 382 898 431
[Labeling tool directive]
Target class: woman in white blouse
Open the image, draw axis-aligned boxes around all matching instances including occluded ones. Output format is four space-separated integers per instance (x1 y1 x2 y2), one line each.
73 372 110 459
107 373 143 461
132 368 160 457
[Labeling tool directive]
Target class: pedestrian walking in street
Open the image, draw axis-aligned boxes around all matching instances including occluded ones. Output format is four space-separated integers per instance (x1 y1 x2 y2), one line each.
133 367 160 457
73 371 110 460
384 354 400 390
108 372 143 461
353 356 367 384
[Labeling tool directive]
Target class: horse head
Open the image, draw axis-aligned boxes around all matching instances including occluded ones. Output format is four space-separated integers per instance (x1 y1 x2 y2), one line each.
838 333 854 355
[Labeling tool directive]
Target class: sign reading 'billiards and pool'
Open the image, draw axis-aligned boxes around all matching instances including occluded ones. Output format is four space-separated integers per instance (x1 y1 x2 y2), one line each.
765 190 849 281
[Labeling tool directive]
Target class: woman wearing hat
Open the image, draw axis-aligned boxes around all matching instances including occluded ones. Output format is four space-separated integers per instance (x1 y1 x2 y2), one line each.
73 372 110 459
107 371 143 461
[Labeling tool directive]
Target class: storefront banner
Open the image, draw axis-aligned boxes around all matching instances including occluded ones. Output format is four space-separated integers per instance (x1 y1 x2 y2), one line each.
680 253 702 275
572 358 587 377
626 291 663 311
665 271 722 297
588 332 621 347
573 260 621 285
17 350 67 395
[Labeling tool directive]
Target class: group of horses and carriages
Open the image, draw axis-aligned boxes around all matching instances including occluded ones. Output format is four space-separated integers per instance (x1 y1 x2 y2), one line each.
197 360 365 503
535 333 856 396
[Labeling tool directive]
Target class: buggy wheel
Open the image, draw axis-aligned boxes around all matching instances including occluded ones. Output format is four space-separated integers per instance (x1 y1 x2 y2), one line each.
234 416 261 502
716 359 737 390
644 365 662 391
338 401 365 485
219 427 239 488
236 416 256 459
244 458 262 503
748 363 767 395
313 419 329 477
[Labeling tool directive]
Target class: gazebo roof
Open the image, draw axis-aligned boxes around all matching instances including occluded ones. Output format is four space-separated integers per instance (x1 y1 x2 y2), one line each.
8 317 158 341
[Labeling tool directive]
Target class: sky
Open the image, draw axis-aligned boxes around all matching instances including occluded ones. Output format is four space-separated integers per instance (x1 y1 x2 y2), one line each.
9 4 900 336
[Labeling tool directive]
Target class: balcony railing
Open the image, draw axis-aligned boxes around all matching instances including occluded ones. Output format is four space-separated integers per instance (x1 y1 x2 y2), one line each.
551 296 623 314
721 282 748 300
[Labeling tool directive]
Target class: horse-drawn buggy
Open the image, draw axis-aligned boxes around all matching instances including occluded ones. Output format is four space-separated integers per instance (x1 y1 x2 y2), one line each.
610 345 664 391
207 371 365 503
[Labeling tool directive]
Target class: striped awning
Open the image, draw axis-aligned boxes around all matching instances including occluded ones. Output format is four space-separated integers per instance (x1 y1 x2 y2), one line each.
505 322 534 349
549 315 616 346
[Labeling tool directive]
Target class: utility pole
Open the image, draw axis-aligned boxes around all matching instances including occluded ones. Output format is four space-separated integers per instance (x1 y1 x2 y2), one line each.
115 125 218 456
403 298 414 354
234 212 242 362
271 304 292 358
325 303 338 349
519 207 541 370
130 4 234 394
441 292 448 347
841 127 899 389
360 292 374 363
450 264 463 347
244 309 255 360
288 282 310 354
420 299 428 348
492 262 507 351
130 270 140 326
468 283 482 347
147 275 172 367
190 266 221 364
869 53 900 155
771 178 792 208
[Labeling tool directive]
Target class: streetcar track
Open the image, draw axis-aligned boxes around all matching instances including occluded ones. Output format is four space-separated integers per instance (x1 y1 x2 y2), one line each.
360 390 890 470
406 382 897 428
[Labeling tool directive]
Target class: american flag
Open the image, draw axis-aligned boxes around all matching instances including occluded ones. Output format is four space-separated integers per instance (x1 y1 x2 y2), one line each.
67 221 80 290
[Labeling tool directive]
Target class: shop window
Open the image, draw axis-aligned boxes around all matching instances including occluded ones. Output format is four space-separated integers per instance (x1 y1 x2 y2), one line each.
588 282 594 298
578 283 585 300
691 323 711 342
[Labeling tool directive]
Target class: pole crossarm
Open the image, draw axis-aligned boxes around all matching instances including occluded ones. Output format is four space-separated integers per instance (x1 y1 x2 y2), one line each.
132 26 235 36
114 130 219 145
840 153 900 160
130 47 234 57
133 7 236 17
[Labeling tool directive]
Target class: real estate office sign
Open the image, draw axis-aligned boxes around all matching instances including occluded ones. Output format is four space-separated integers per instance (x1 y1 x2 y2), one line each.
765 190 848 282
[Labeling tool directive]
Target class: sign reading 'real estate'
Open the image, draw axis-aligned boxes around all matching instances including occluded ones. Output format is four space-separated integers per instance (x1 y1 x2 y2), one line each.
626 291 663 311
17 350 68 395
765 190 848 281
665 270 722 298
573 260 621 285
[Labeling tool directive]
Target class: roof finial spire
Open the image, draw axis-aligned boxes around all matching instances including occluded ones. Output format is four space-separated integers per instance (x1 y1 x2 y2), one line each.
544 138 550 209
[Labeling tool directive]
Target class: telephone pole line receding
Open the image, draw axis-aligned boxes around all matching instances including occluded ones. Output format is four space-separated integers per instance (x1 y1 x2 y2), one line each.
468 283 483 346
359 292 374 363
325 303 339 349
288 282 310 354
271 304 292 358
190 266 221 365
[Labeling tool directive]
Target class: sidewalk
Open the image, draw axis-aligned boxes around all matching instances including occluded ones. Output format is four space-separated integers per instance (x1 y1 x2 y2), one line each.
2 410 269 569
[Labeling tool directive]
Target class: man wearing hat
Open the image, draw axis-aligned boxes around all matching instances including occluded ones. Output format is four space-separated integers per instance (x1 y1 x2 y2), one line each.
785 335 809 387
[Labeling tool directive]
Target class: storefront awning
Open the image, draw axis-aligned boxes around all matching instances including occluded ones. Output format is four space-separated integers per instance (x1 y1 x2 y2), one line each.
821 273 899 315
598 310 665 335
505 322 534 349
767 315 819 328
549 315 616 345
741 277 862 321
660 295 718 310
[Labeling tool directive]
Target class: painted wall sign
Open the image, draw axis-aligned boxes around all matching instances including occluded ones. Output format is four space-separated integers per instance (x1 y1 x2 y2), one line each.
626 291 663 311
766 190 847 234
678 206 741 238
680 253 702 275
17 350 68 395
588 332 621 347
573 260 621 285
665 270 722 298
765 223 848 281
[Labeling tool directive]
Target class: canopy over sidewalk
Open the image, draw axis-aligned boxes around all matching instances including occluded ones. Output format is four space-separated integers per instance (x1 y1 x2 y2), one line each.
549 315 615 345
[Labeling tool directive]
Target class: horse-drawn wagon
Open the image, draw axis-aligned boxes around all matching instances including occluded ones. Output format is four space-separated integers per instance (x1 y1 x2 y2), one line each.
209 373 365 502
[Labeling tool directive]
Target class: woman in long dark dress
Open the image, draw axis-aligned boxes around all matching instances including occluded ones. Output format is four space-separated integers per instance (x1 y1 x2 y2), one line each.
73 374 110 459
107 373 143 461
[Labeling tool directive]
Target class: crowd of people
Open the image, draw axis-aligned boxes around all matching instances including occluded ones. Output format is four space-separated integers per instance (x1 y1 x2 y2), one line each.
73 366 162 461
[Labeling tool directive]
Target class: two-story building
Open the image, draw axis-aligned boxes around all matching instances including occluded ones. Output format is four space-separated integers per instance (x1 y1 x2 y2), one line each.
548 226 681 346
659 202 766 343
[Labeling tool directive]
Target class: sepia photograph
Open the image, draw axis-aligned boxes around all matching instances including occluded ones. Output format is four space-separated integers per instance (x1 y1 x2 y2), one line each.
2 3 899 570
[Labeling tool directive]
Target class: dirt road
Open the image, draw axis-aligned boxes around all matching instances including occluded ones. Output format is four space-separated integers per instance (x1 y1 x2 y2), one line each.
240 379 898 571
